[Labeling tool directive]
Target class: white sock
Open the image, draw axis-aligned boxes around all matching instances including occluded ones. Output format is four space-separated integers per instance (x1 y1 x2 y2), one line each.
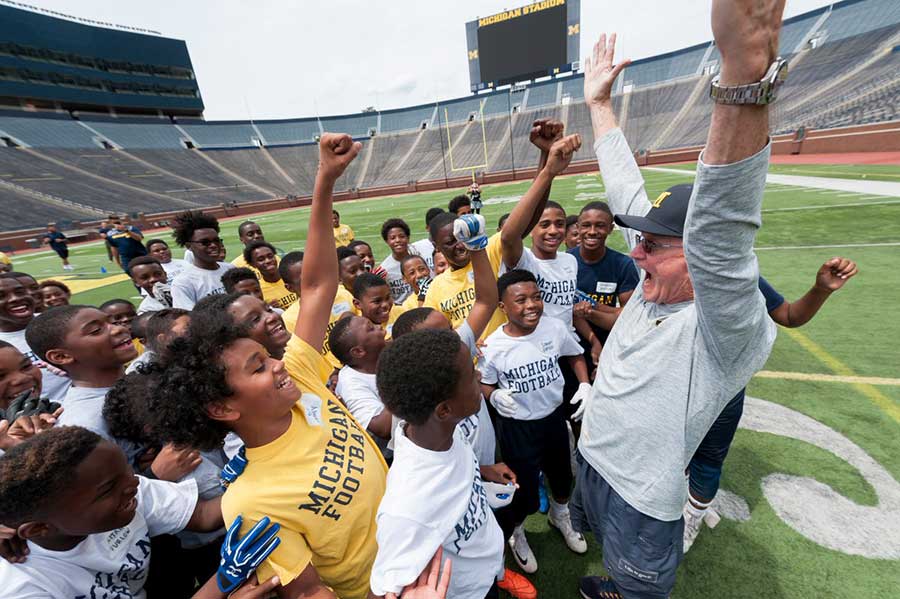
548 497 568 518
686 496 712 518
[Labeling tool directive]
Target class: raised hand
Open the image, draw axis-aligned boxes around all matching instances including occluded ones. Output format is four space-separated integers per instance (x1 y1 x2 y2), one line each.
529 118 564 153
318 133 362 182
584 33 630 107
814 257 858 292
217 515 282 594
452 214 488 251
150 443 202 481
545 134 582 177
712 0 785 84
385 547 452 599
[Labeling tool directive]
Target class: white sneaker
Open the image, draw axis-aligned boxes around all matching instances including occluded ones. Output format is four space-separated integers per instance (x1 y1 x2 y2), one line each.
508 524 538 573
548 503 588 554
682 503 705 553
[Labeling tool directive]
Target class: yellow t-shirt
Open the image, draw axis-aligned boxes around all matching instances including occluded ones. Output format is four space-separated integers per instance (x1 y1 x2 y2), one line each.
282 287 358 369
423 232 506 339
223 336 387 599
0 252 10 266
383 304 405 340
334 224 355 247
259 277 297 310
399 292 420 314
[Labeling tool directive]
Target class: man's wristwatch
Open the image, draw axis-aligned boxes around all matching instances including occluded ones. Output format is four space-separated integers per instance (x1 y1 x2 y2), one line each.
709 58 789 105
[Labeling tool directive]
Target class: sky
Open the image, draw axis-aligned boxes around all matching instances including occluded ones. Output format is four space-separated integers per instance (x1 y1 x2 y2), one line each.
21 0 835 121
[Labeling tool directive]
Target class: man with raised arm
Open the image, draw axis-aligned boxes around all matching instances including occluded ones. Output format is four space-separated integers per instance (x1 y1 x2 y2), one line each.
571 1 786 597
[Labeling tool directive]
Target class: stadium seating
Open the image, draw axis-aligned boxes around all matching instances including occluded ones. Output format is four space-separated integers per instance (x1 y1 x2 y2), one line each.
1 0 898 231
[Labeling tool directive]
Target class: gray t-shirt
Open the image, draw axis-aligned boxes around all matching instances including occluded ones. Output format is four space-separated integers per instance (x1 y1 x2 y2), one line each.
0 328 70 404
578 129 777 521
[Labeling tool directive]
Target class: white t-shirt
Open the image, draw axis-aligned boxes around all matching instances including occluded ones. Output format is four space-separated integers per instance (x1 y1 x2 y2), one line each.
334 366 383 430
125 350 156 374
171 262 235 309
137 294 167 315
502 248 578 332
161 258 188 283
57 385 113 437
410 238 436 272
480 316 583 420
370 425 504 598
380 253 415 305
0 477 198 599
0 328 70 404
182 248 195 265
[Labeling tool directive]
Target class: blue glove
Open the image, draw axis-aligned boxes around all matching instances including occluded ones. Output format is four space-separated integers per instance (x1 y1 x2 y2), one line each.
453 214 488 251
217 515 282 593
220 446 247 489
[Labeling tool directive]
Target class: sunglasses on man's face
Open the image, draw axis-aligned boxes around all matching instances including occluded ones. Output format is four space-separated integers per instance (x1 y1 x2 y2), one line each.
192 237 224 247
635 234 682 255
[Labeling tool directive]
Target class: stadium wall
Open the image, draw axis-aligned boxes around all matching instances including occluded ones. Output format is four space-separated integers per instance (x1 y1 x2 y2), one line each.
0 119 896 253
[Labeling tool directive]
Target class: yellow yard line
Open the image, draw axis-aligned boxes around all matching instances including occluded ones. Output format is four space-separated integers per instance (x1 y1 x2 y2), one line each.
783 327 900 425
40 273 130 295
755 370 900 386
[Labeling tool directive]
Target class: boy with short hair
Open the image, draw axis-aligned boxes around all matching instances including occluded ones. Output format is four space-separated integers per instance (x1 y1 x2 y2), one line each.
127 256 172 314
170 211 235 309
107 218 147 273
145 239 188 285
565 215 580 250
0 426 275 599
222 267 265 300
243 241 296 309
347 240 388 280
331 315 393 454
0 273 69 403
447 194 472 216
276 251 304 331
231 220 275 269
41 223 73 271
481 269 592 572
126 308 190 374
353 273 403 339
333 210 355 247
11 272 43 314
380 219 418 305
26 305 138 446
38 280 71 308
371 329 505 599
399 254 431 312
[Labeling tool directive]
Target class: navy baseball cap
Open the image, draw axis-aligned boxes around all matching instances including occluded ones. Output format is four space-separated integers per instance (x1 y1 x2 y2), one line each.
614 184 693 237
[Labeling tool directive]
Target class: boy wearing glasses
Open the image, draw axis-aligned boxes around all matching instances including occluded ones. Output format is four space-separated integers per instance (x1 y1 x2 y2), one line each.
169 211 235 309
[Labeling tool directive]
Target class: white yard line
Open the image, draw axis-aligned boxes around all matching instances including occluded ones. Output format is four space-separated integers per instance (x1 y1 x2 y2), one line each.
761 199 900 212
755 242 900 250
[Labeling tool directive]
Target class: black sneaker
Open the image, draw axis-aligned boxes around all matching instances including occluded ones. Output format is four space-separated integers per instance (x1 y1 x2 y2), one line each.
579 576 623 599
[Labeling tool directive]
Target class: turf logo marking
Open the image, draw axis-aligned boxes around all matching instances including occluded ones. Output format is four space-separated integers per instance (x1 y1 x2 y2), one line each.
717 396 900 559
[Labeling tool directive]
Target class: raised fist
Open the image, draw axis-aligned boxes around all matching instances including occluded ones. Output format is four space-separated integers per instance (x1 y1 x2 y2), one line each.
318 133 361 181
545 134 582 177
815 257 858 292
529 118 564 153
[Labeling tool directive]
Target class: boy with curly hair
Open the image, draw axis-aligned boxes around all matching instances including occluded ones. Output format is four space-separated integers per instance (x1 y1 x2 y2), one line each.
170 211 235 309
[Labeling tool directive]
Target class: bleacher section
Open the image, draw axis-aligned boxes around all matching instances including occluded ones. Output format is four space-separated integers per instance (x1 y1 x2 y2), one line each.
1 0 898 231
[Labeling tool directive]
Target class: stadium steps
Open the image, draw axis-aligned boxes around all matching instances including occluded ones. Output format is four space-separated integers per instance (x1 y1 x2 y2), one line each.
354 135 375 189
388 127 428 182
618 88 631 135
118 149 240 194
0 176 104 218
260 146 296 187
486 112 516 172
421 122 472 181
191 150 277 198
19 148 202 209
650 75 711 151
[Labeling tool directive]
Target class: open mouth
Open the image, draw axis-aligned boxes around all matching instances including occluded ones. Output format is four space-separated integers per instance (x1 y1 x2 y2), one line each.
113 336 134 351
268 320 287 337
276 374 295 391
7 303 31 317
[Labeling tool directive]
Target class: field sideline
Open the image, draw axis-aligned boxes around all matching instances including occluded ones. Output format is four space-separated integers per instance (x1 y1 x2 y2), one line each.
9 162 900 598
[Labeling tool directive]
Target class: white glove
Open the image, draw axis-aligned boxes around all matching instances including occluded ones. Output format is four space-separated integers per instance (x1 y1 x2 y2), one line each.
489 388 518 418
453 214 488 250
570 382 593 422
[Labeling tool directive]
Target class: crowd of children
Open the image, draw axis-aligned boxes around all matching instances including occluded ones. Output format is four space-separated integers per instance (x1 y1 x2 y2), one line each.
0 11 865 599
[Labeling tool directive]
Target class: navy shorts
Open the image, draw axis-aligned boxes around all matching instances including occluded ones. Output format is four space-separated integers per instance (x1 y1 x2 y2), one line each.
570 451 683 599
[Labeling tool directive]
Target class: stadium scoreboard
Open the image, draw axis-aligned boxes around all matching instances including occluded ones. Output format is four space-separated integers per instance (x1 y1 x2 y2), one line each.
466 0 580 92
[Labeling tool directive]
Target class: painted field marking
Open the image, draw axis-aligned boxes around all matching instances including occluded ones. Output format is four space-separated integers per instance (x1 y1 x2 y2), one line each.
761 199 900 212
755 242 900 250
755 370 900 386
783 327 900 425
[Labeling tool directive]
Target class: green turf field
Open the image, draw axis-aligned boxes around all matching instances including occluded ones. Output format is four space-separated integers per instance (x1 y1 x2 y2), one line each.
9 163 900 598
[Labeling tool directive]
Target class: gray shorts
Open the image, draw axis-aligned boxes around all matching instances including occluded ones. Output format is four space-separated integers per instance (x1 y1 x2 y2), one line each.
570 451 684 599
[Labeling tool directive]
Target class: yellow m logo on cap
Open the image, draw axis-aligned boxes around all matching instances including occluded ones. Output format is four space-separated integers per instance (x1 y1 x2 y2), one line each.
652 191 671 209
468 50 479 60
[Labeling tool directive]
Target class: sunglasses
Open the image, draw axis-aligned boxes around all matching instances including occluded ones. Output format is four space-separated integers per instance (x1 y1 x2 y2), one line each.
636 234 682 254
191 237 224 247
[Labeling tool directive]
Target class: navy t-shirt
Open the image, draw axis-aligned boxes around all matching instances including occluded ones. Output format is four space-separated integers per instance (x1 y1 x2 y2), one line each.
568 246 640 344
107 227 148 263
758 276 785 313
43 231 67 251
